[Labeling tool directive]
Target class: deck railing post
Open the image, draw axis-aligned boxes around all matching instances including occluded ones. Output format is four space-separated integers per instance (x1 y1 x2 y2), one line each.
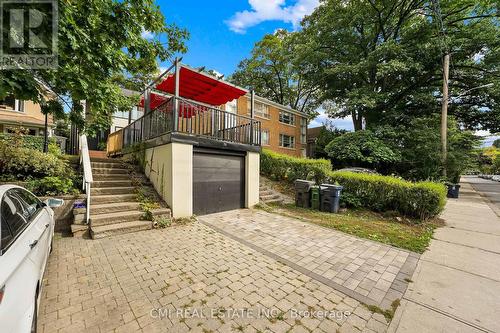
173 58 180 132
250 90 255 145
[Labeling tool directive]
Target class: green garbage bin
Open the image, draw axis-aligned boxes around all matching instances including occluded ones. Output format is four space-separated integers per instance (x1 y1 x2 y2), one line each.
310 186 320 210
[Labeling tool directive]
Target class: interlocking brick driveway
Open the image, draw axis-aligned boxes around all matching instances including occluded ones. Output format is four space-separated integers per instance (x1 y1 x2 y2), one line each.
38 210 416 333
198 210 418 309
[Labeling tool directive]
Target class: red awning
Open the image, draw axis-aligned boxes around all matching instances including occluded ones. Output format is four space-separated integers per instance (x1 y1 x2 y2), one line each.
140 66 247 109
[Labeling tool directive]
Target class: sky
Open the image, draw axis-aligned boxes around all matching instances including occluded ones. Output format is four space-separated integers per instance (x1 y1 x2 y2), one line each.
154 0 355 129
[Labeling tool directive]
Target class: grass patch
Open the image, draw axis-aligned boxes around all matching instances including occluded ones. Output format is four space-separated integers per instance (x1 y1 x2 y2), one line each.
259 203 442 253
364 299 401 322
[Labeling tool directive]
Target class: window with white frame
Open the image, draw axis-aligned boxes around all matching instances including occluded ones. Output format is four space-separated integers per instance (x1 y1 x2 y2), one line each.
225 99 238 114
279 111 295 125
247 101 270 119
261 130 270 145
0 96 23 112
279 134 295 148
300 118 307 144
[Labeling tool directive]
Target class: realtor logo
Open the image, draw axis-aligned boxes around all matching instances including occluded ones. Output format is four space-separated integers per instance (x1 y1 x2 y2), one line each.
0 0 58 69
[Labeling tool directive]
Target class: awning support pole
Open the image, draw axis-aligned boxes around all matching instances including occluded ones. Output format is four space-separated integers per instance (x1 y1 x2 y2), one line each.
174 58 180 132
250 90 255 145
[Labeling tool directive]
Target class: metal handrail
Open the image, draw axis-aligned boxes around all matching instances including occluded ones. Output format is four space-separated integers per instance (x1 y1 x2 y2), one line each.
79 134 93 224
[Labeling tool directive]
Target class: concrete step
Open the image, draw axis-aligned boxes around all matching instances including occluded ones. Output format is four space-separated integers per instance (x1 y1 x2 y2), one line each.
260 194 281 201
91 194 137 204
93 174 131 181
262 197 283 204
91 162 128 169
91 221 153 239
70 224 88 238
90 158 122 163
92 167 129 175
75 208 171 226
90 186 136 195
259 190 273 196
92 180 133 188
73 202 140 215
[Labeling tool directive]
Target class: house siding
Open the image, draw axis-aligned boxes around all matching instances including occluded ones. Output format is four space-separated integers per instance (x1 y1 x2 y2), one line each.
235 95 306 157
0 99 54 134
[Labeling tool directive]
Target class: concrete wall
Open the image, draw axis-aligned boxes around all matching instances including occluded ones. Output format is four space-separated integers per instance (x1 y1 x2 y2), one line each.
245 152 260 207
143 142 260 217
144 142 193 218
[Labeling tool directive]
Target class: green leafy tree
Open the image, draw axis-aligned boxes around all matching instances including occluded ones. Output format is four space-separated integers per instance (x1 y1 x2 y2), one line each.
325 130 400 170
297 0 499 131
313 122 347 158
230 30 321 116
0 0 189 134
378 116 480 181
493 139 500 148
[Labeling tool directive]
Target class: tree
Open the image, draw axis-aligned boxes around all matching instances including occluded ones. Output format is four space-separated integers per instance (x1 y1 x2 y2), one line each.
230 30 321 116
493 139 500 148
325 130 400 170
0 0 189 134
297 0 499 131
313 121 347 159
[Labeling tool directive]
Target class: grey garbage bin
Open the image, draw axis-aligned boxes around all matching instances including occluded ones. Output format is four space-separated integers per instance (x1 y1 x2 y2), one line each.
294 180 314 208
320 184 343 213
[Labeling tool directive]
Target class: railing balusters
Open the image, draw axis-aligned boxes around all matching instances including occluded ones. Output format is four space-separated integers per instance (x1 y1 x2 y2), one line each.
118 96 261 150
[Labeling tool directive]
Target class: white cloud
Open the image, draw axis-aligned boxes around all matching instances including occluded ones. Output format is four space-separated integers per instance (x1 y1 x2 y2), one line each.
308 109 354 131
141 29 154 39
226 0 319 33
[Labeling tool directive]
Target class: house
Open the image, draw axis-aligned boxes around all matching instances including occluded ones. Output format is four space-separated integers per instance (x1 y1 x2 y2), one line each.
225 95 308 157
0 95 55 136
85 88 144 154
306 126 325 158
106 62 262 218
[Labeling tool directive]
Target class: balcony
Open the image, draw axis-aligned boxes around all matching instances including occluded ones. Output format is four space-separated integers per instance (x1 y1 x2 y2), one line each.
107 96 261 155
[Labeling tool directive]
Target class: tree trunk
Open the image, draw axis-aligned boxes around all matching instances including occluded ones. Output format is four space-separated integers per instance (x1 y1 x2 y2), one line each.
352 111 363 131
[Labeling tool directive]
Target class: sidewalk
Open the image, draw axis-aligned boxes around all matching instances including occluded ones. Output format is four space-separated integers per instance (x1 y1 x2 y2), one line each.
388 176 500 333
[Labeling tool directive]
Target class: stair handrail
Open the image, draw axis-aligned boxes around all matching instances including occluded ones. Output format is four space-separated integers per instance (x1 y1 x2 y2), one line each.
79 134 93 224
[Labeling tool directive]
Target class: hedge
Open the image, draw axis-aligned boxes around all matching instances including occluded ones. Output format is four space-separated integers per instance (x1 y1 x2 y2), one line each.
259 149 446 219
260 149 331 183
327 171 447 219
0 133 56 151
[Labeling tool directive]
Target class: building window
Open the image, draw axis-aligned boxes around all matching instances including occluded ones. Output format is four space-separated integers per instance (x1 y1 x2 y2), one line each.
225 99 237 114
113 109 129 119
130 106 144 121
300 118 307 144
279 134 295 148
279 111 295 125
247 101 270 119
0 96 23 112
115 126 123 132
261 130 270 145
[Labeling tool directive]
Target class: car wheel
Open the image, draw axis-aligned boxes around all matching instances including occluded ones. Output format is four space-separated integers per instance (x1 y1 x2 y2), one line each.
31 290 38 333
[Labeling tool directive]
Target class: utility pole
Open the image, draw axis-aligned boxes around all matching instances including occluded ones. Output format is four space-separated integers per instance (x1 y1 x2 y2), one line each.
440 53 450 178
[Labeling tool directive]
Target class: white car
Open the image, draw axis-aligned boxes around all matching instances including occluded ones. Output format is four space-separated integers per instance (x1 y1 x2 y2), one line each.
0 185 63 333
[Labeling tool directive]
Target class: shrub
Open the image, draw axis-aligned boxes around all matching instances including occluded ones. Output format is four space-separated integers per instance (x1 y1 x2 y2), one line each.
328 171 447 219
0 133 57 151
260 149 331 184
0 141 71 180
325 130 400 170
27 176 76 196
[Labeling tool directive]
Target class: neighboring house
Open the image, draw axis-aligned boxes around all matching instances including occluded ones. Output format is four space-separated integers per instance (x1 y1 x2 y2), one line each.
86 88 144 152
226 94 308 157
306 126 324 158
0 96 54 136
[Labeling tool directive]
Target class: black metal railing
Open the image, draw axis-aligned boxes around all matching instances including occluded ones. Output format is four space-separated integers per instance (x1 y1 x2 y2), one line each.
122 97 261 149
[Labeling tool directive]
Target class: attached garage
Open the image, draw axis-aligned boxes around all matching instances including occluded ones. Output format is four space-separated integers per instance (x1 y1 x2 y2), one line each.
193 148 245 215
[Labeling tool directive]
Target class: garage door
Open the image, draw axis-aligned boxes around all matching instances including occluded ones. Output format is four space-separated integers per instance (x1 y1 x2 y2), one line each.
193 150 245 215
